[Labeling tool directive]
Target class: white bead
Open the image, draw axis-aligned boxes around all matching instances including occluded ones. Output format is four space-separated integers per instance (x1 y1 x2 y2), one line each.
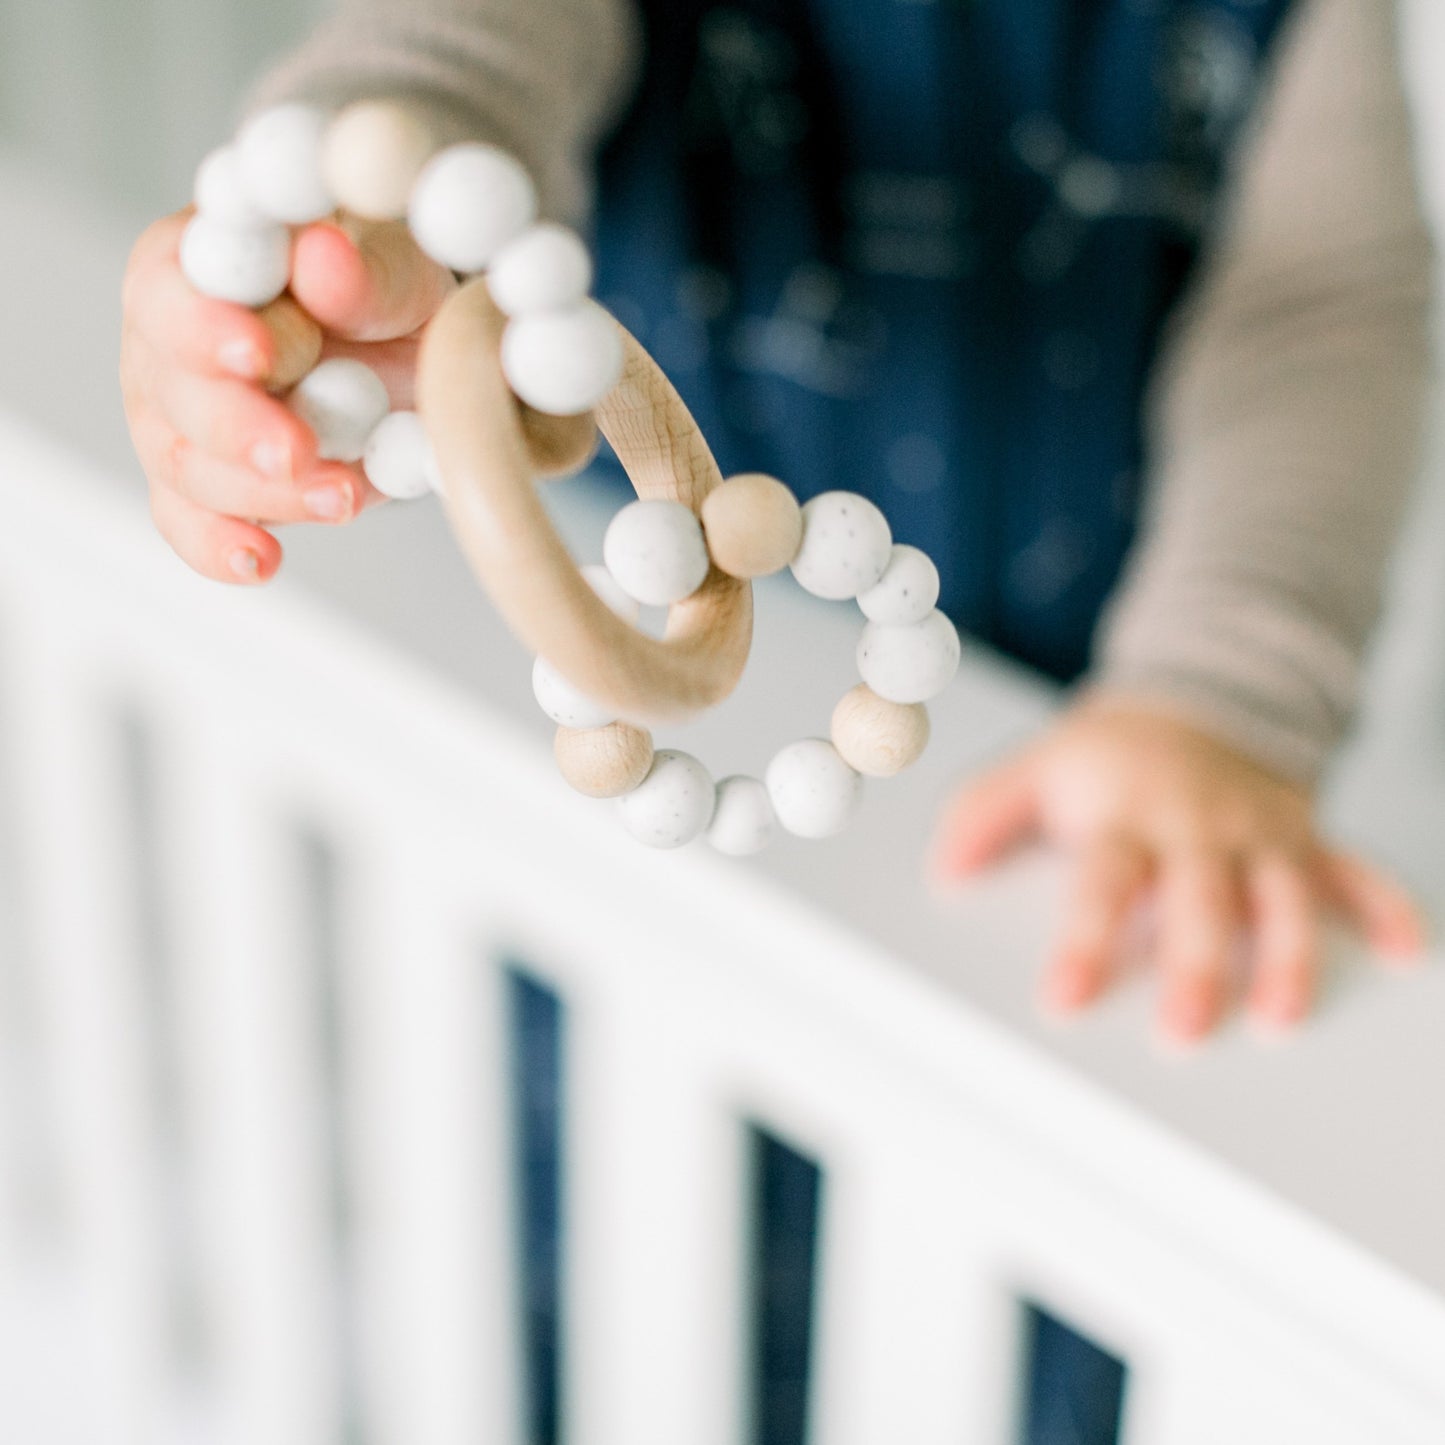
179 214 291 307
321 100 433 220
619 750 715 849
500 301 624 415
488 223 593 315
580 563 642 624
235 103 334 224
363 411 434 500
790 491 893 600
532 657 615 730
408 143 537 273
856 609 961 704
707 776 776 857
193 145 268 230
857 543 940 624
288 359 390 463
602 499 710 607
765 739 861 839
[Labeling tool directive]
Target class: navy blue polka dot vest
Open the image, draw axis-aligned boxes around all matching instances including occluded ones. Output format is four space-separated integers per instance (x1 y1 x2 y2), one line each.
592 0 1298 681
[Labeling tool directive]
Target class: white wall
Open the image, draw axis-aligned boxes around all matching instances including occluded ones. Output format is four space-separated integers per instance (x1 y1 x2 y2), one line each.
0 0 326 224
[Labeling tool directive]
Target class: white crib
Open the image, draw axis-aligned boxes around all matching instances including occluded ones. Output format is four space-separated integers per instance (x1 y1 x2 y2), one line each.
2 0 1445 1431
0 391 1442 1443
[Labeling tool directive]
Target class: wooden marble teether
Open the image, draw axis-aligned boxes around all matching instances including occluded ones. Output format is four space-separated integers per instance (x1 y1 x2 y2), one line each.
182 101 962 854
417 279 753 725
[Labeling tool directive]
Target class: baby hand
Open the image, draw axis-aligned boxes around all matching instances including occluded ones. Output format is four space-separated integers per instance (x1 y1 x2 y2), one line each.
120 210 454 583
928 697 1426 1044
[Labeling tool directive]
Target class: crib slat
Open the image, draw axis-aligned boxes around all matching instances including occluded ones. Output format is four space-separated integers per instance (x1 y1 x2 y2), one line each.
156 709 344 1445
566 973 746 1445
336 824 525 1445
807 1095 1018 1445
5 622 171 1441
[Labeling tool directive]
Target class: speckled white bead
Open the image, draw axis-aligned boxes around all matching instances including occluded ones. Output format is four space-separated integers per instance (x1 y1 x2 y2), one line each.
856 609 961 705
236 103 334 225
857 544 940 625
532 657 615 730
619 749 716 849
789 491 893 601
602 499 710 607
500 300 624 415
408 143 537 273
193 145 269 230
289 359 391 463
363 411 434 500
580 563 642 624
487 223 594 316
707 775 776 857
321 100 433 220
179 214 291 307
765 738 861 839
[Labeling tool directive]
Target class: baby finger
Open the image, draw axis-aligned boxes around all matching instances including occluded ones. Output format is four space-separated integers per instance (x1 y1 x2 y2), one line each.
149 483 280 584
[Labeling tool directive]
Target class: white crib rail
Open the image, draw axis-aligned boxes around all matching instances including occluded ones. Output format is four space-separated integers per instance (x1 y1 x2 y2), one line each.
0 409 1442 1445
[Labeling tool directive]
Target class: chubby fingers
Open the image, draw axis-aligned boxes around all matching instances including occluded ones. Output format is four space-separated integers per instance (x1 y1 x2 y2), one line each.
928 755 1040 882
290 219 455 342
132 414 367 527
150 484 281 585
1244 854 1318 1032
1156 852 1242 1045
1043 835 1151 1015
124 210 321 391
1316 851 1427 960
151 365 318 480
145 359 384 510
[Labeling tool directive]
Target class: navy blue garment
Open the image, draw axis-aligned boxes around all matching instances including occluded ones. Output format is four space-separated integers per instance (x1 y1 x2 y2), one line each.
571 7 1310 1445
592 0 1298 682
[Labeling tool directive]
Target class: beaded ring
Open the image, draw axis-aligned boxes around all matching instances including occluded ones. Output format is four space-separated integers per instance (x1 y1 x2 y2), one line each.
182 99 961 855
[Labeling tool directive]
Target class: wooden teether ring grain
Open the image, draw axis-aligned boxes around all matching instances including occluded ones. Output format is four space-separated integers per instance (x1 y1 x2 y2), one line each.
417 278 753 723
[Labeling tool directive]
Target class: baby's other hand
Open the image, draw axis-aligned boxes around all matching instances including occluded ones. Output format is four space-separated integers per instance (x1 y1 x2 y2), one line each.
120 210 453 583
928 698 1427 1045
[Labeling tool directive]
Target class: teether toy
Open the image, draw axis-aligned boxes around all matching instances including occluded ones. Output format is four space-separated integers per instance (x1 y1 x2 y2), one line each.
362 411 435 501
409 142 538 272
183 101 961 854
179 214 291 307
236 103 334 225
488 223 594 315
288 358 391 463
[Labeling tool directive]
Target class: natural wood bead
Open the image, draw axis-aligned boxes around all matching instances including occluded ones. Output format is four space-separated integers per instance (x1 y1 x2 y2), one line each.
256 295 323 394
322 101 434 220
700 472 803 579
830 684 930 777
554 722 655 798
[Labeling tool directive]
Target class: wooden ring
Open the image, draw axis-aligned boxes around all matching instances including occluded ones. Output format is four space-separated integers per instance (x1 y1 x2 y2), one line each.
417 278 753 724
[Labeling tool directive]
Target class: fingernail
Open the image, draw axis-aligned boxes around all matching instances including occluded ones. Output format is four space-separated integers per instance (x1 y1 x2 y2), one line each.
304 483 352 521
228 548 260 581
1166 1006 1211 1044
1042 971 1090 1014
219 339 264 379
251 440 290 478
1255 988 1306 1029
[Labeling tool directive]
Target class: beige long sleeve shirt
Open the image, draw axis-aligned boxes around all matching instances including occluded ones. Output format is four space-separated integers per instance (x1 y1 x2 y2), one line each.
251 0 1435 784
